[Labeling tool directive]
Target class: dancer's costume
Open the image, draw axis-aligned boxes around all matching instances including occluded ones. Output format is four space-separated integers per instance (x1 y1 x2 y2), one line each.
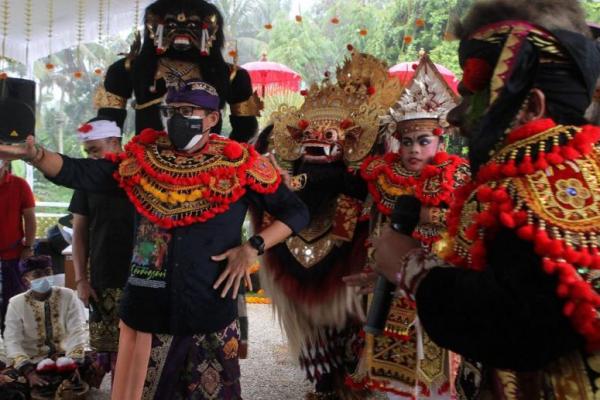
94 0 262 141
46 81 308 399
350 54 469 399
394 21 600 399
257 52 402 399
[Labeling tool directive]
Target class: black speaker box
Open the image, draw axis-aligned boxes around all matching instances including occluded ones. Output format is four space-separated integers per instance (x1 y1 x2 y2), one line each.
0 77 35 143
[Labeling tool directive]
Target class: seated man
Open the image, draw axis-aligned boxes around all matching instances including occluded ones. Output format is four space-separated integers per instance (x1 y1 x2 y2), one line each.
4 256 90 399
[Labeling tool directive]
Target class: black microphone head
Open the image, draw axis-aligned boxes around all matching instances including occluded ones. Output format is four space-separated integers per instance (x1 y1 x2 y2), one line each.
390 195 421 235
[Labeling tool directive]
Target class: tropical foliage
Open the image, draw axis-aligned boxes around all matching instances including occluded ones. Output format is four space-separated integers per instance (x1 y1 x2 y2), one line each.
4 0 600 203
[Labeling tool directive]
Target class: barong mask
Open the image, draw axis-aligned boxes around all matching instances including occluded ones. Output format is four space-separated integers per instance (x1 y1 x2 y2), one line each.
271 52 402 169
144 0 222 57
455 20 600 173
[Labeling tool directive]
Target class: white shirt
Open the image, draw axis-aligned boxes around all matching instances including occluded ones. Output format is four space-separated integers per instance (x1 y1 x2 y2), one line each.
4 287 87 369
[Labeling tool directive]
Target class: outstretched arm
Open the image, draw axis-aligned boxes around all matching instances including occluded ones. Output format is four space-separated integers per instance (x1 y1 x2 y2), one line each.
0 136 63 177
0 136 118 192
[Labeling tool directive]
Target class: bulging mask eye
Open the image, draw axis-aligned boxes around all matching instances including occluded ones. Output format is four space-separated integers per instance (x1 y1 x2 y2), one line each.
324 129 338 141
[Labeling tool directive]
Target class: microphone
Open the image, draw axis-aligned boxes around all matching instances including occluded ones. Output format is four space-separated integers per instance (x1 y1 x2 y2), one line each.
364 195 421 335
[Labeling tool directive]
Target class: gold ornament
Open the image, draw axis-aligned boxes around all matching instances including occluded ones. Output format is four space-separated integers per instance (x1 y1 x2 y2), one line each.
270 52 402 168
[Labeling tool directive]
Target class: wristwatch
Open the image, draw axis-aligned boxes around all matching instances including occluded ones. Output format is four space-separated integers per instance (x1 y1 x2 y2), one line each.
247 235 265 255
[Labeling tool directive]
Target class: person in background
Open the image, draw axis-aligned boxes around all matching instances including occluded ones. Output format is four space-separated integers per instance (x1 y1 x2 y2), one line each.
68 117 134 386
373 0 600 397
4 255 90 399
0 160 36 327
0 80 309 400
0 331 28 400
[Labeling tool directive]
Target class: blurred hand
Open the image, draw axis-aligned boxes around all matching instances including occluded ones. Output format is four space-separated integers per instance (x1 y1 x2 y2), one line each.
26 371 49 387
0 136 37 161
20 247 33 261
373 224 419 283
212 243 256 299
76 279 98 307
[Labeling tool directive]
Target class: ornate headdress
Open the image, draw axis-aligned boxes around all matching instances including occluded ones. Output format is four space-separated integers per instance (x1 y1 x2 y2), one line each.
457 20 600 172
381 53 458 138
270 52 402 168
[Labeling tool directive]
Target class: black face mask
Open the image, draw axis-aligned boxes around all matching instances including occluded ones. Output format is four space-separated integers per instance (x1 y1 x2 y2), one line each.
167 114 205 151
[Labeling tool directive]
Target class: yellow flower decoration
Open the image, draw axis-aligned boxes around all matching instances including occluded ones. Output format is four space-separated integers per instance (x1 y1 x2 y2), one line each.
555 178 591 209
139 178 204 205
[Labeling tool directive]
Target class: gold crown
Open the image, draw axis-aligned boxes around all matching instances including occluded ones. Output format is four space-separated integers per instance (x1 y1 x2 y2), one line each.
271 52 402 167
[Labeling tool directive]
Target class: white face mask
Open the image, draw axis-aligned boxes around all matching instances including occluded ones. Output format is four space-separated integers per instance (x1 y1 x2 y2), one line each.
30 276 53 293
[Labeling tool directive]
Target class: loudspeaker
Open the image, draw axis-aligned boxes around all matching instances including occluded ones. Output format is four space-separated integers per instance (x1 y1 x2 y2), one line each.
0 77 35 143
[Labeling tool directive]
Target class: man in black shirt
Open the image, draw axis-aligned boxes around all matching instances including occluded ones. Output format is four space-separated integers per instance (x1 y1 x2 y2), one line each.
68 117 134 386
0 80 309 399
371 0 600 398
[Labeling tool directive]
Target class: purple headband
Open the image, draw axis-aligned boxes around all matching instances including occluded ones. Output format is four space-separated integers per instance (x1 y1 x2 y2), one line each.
166 81 220 110
19 255 53 276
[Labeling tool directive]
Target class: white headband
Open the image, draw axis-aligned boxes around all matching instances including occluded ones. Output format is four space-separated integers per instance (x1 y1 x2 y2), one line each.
77 120 121 142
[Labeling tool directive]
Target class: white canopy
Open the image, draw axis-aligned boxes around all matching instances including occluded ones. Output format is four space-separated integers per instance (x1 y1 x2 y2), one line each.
2 0 154 66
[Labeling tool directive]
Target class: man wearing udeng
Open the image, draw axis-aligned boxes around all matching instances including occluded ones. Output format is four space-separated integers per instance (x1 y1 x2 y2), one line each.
0 80 309 400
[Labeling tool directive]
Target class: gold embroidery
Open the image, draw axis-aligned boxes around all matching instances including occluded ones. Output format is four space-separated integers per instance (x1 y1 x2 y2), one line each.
546 352 595 400
143 335 173 399
134 97 164 110
89 288 123 353
93 86 127 110
229 92 263 117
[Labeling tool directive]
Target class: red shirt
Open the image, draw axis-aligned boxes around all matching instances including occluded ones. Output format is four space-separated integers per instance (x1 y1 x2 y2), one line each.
0 172 35 260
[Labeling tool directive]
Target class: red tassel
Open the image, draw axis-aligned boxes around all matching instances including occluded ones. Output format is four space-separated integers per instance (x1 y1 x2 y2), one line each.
534 154 549 170
519 155 535 175
548 239 565 259
564 246 582 265
501 160 518 177
499 212 516 228
492 189 510 203
542 258 556 273
579 249 593 267
547 147 563 165
561 145 580 160
534 230 551 253
556 283 570 298
476 211 496 228
563 301 576 316
517 224 535 241
465 224 479 240
476 186 494 202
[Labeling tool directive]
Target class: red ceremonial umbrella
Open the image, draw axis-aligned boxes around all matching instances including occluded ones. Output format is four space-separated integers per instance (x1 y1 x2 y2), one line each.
242 54 302 97
389 61 459 93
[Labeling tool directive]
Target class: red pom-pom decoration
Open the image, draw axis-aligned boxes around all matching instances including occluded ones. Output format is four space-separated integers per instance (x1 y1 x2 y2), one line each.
340 119 353 130
298 119 310 130
78 124 93 133
223 142 243 160
462 58 493 93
